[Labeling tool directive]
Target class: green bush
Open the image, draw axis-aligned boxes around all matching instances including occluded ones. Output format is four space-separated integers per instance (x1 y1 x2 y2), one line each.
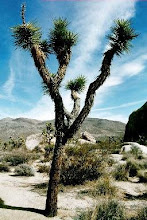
130 147 143 159
113 164 128 181
77 200 125 220
94 176 116 197
3 153 29 166
130 207 147 220
44 145 54 160
75 210 92 220
60 145 104 185
0 163 10 172
37 164 50 173
14 164 35 176
126 159 140 177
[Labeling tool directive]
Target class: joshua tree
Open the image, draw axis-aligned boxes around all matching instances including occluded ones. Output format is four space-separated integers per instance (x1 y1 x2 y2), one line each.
12 4 137 217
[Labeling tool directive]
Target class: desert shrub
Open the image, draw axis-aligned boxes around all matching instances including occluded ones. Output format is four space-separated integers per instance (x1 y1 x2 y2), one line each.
126 159 140 177
137 170 147 183
0 163 10 172
113 164 128 181
3 154 29 166
130 207 147 220
14 164 34 176
33 146 42 153
122 146 144 161
75 210 92 220
94 200 125 220
60 145 105 185
0 198 4 206
94 176 116 197
76 200 125 220
38 164 50 173
44 145 54 160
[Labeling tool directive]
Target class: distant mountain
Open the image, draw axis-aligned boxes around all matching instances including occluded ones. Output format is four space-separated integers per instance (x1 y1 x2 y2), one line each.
0 117 125 141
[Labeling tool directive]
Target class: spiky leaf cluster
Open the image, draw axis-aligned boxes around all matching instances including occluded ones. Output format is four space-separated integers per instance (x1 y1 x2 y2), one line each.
65 75 86 93
108 19 138 55
40 40 52 58
49 18 78 62
12 22 42 50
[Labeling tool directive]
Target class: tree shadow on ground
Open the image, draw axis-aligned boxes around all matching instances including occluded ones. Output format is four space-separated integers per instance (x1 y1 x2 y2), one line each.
0 203 45 215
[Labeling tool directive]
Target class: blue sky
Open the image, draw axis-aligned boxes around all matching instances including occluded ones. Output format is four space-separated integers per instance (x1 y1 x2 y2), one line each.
0 0 147 123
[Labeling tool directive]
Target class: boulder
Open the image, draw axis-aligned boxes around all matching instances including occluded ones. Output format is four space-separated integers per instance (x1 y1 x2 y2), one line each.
121 142 147 155
26 133 42 150
81 131 96 143
78 138 95 145
124 102 147 142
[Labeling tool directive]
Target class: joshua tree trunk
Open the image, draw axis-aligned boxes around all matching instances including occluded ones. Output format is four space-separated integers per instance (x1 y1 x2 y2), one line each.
45 95 65 217
45 136 64 216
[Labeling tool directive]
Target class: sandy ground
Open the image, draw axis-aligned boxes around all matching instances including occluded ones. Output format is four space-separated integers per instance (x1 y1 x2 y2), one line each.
0 172 95 220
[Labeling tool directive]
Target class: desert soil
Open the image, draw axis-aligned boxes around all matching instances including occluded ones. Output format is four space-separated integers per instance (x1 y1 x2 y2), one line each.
0 172 95 220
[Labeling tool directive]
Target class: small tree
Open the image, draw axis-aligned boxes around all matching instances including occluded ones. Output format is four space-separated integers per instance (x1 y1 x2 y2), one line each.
12 4 137 217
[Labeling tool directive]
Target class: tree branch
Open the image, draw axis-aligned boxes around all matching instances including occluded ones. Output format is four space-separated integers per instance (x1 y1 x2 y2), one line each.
54 52 71 86
62 49 115 144
64 90 80 127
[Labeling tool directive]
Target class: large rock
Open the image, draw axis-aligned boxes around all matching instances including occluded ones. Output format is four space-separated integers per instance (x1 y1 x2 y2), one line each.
124 102 147 142
26 133 43 150
81 131 96 143
121 142 147 155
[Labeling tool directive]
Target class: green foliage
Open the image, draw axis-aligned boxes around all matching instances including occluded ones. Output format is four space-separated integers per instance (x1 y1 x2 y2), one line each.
3 153 29 166
0 163 10 172
130 207 147 220
94 176 117 197
14 164 34 176
130 146 143 159
94 200 125 220
65 75 86 93
75 210 92 220
60 145 105 185
49 18 77 62
113 158 145 180
44 145 54 160
77 200 125 220
126 159 140 177
12 22 41 50
40 40 51 57
38 164 50 173
113 164 128 181
108 19 138 55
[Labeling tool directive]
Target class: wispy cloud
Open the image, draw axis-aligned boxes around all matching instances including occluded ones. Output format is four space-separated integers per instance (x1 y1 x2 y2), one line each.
67 0 136 78
3 67 15 99
92 99 146 112
23 96 55 121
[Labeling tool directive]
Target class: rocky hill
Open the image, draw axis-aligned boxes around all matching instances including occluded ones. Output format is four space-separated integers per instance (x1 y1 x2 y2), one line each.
124 102 147 142
0 117 125 141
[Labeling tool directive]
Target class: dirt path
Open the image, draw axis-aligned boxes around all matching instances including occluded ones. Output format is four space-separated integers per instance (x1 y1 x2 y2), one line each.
0 172 95 220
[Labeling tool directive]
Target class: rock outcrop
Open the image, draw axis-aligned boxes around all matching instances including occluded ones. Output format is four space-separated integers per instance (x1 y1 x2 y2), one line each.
124 102 147 142
121 142 147 155
81 131 96 143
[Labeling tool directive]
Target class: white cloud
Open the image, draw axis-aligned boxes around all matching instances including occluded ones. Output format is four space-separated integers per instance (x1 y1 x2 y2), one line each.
92 99 146 112
22 96 55 121
67 0 136 78
2 67 15 101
